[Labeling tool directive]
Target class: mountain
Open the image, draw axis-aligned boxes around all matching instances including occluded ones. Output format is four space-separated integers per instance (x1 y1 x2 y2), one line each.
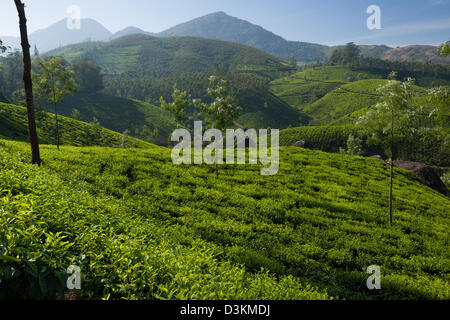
2 12 448 64
381 45 450 65
111 27 155 40
158 11 331 63
2 18 112 54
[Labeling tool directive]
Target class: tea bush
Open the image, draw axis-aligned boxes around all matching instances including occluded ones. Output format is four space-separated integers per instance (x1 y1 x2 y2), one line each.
0 139 449 300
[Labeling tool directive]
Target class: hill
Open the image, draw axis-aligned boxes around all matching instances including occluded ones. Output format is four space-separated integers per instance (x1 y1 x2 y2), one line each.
382 45 450 65
2 19 112 54
270 66 433 125
110 27 155 40
158 11 330 63
46 38 307 129
1 139 449 300
270 66 384 114
0 102 151 148
45 34 293 77
42 93 178 146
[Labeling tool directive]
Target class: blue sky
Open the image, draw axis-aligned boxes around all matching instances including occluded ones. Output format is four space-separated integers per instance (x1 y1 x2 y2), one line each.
1 0 449 46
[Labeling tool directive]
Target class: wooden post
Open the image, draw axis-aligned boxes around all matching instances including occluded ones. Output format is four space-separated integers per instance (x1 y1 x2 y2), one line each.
14 0 41 165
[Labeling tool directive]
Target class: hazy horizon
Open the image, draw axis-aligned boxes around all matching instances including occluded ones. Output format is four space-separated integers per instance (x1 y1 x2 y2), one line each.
1 0 449 47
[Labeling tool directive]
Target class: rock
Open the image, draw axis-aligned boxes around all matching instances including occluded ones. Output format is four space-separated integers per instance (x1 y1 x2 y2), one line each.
370 155 384 161
291 141 305 148
394 161 448 196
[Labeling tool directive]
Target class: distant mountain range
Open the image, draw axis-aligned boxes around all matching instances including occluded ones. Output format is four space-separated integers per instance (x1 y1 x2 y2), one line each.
2 11 449 64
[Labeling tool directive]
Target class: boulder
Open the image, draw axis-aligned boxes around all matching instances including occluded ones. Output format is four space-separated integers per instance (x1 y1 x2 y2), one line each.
291 141 305 148
394 161 448 196
370 155 384 161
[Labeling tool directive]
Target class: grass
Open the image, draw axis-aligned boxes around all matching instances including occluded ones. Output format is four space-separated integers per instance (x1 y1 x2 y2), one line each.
1 139 449 300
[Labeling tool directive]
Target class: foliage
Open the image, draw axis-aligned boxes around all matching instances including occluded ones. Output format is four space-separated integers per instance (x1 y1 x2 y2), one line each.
329 43 361 65
358 76 448 166
103 70 307 129
72 59 104 93
340 134 364 156
0 140 448 300
195 76 242 131
32 57 77 149
160 87 192 126
440 41 450 57
32 57 77 105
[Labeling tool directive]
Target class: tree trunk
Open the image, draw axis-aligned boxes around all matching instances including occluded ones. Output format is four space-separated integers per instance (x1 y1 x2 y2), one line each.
14 0 41 165
54 102 60 150
389 107 394 226
389 158 393 226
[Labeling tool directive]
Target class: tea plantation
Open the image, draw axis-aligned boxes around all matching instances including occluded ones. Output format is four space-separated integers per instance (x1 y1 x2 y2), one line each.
1 139 448 300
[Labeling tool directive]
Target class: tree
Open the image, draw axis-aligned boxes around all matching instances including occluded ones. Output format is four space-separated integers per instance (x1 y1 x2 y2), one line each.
329 43 361 65
14 0 41 165
33 57 76 150
88 117 102 146
160 86 192 127
195 76 242 133
439 41 450 57
340 134 364 156
0 39 7 53
194 76 242 179
33 44 39 57
120 129 131 148
288 56 297 68
1 50 24 99
72 59 104 93
70 108 81 121
358 72 416 226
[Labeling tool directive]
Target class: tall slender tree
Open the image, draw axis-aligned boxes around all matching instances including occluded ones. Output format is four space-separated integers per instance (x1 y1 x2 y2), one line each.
358 72 416 226
33 57 76 150
14 0 41 165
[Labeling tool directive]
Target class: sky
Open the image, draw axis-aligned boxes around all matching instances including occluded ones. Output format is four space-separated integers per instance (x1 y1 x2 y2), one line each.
1 0 449 46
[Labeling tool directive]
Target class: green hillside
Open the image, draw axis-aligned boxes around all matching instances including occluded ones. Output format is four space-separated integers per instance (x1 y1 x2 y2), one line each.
236 91 310 128
270 66 383 112
304 79 429 125
1 140 449 300
43 93 178 146
0 102 151 148
279 126 359 152
46 34 293 77
303 79 388 125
